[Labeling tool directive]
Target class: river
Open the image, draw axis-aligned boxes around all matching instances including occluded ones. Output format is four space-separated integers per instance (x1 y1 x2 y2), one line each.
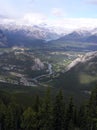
33 63 53 83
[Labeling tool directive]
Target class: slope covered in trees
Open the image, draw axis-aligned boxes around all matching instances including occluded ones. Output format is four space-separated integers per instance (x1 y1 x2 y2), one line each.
0 87 97 130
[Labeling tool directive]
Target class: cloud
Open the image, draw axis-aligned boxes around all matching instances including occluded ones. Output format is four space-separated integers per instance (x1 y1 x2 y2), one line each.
0 18 16 25
86 0 97 4
0 14 9 19
0 12 47 25
20 13 47 25
52 8 64 17
49 18 97 30
1 14 97 31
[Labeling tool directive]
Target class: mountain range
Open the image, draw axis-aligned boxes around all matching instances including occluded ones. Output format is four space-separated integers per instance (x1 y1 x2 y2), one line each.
0 23 62 47
51 28 97 43
0 30 8 47
0 23 97 47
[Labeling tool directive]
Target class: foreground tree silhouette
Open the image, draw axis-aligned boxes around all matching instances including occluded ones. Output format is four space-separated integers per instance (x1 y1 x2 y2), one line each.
39 88 53 130
1 86 97 130
88 87 97 130
33 95 41 130
0 102 6 130
4 103 21 130
53 90 65 130
21 107 36 130
65 97 74 130
78 104 89 130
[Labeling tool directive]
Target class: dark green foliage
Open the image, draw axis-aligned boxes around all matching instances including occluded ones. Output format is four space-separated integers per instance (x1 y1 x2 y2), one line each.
88 87 97 130
53 90 65 130
0 87 97 130
39 88 53 130
0 103 6 130
33 95 41 130
77 105 88 130
4 103 21 130
21 107 37 130
65 97 75 130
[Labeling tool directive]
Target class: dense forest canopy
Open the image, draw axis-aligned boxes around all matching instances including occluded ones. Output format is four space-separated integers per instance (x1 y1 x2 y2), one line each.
0 87 97 130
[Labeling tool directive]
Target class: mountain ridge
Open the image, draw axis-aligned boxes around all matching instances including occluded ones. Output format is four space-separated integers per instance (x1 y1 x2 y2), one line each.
53 51 97 90
1 23 97 47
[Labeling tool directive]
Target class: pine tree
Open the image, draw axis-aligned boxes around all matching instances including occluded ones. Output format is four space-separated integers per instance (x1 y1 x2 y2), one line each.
0 102 6 130
88 87 97 130
77 104 89 130
21 107 36 130
39 88 53 130
72 106 78 129
53 90 65 130
33 95 41 130
68 119 75 130
65 97 74 130
33 95 40 113
4 102 21 130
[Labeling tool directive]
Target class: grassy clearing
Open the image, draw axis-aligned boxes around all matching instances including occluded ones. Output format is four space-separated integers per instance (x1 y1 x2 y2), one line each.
79 73 97 84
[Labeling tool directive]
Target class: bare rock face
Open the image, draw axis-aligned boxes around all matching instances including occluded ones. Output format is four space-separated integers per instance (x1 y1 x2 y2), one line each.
32 58 44 70
66 51 97 71
54 51 97 90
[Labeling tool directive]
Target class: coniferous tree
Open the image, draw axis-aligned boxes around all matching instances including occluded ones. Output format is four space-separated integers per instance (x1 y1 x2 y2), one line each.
0 102 6 130
65 97 74 130
39 88 53 130
4 104 14 130
33 95 40 113
33 95 41 130
72 106 78 129
53 90 65 130
88 87 97 130
4 102 21 130
77 104 89 130
68 119 75 130
21 107 36 130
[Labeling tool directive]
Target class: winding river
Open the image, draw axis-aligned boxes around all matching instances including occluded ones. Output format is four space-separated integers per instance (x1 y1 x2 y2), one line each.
33 63 53 83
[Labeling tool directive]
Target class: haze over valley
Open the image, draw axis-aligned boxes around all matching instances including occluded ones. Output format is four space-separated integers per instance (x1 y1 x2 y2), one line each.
0 21 97 99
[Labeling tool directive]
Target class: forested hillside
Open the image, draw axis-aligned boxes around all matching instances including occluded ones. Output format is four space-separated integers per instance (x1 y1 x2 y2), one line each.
0 87 97 130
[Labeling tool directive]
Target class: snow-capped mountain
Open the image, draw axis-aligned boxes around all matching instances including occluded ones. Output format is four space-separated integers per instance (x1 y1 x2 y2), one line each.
51 28 97 43
0 30 8 47
0 23 65 47
0 23 66 41
1 21 97 47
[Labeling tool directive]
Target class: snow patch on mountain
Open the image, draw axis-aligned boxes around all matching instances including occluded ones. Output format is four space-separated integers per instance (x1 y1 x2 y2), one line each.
0 23 64 41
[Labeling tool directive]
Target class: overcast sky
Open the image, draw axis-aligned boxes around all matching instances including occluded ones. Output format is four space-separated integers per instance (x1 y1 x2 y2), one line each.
1 0 97 29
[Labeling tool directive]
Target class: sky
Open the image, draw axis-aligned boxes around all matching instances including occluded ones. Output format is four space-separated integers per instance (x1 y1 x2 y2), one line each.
1 0 97 29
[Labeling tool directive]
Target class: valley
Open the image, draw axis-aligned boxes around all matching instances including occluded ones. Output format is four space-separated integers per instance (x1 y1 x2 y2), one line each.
0 24 97 104
1 1 97 129
0 44 96 105
0 47 82 87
